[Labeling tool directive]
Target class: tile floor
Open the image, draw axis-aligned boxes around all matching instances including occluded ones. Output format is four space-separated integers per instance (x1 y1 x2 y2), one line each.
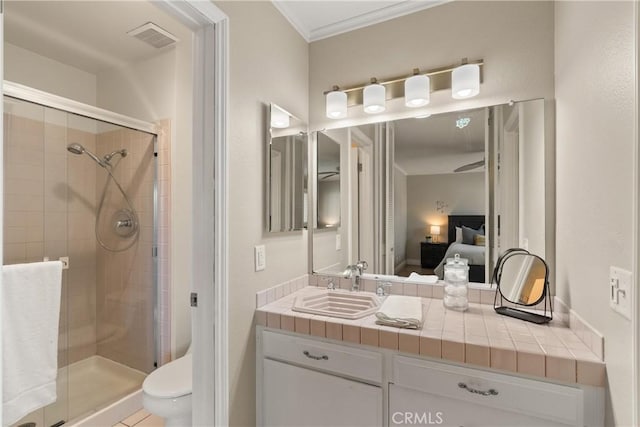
113 409 164 427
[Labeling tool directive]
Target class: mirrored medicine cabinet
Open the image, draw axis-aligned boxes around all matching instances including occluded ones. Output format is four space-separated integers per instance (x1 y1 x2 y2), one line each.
266 103 309 233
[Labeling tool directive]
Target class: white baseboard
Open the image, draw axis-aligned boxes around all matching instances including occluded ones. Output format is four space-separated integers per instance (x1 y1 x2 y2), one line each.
394 260 407 274
406 259 421 266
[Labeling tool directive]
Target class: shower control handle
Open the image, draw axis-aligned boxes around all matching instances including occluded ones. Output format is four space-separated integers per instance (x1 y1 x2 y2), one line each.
116 219 133 228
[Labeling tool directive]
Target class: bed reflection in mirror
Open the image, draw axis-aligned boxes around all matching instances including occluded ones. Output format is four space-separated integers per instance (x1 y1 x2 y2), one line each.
310 99 550 286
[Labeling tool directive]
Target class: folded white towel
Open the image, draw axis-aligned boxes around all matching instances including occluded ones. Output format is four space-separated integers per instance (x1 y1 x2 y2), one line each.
404 272 438 285
3 261 63 426
375 295 423 329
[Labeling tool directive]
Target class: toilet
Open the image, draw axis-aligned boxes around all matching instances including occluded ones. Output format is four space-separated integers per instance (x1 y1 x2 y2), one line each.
142 345 192 427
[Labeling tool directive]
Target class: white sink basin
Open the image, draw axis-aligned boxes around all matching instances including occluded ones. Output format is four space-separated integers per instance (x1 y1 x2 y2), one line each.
292 290 381 320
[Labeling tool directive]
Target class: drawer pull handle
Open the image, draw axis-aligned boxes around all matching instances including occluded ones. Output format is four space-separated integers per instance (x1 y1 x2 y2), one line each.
458 382 498 396
303 350 328 361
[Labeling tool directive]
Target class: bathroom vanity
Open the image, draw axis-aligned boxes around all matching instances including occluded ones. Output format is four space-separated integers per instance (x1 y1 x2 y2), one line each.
255 286 605 427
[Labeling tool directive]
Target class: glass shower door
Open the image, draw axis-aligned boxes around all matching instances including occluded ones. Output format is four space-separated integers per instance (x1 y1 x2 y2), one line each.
4 97 70 427
4 95 157 427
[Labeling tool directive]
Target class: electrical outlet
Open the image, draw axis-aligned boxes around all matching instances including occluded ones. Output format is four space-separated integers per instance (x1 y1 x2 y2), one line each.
336 234 341 251
609 266 632 320
255 245 266 271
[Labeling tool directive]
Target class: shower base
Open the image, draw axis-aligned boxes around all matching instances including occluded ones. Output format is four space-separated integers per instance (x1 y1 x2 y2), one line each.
11 356 146 427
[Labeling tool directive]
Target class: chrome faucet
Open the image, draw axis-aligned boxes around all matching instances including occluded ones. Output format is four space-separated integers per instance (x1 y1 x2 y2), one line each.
343 260 368 291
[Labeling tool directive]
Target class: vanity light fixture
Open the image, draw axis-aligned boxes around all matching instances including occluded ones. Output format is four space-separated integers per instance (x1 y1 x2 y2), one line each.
325 86 347 119
270 105 290 128
405 69 430 107
324 58 483 119
452 59 480 99
363 78 386 114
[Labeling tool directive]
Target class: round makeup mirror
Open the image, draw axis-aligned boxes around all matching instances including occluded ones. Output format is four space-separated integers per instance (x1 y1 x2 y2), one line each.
493 249 552 324
497 253 547 306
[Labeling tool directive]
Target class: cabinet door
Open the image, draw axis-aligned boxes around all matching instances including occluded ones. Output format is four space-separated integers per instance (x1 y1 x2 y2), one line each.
389 385 571 427
262 359 383 427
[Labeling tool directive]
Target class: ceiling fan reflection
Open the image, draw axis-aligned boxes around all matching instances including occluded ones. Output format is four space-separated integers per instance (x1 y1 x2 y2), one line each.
454 158 485 173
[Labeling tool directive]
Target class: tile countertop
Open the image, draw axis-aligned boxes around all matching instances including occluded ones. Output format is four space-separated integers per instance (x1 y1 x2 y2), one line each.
255 286 605 387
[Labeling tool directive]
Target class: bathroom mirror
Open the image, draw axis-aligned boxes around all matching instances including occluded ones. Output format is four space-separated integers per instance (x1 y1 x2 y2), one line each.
316 131 341 229
267 103 308 232
493 249 552 324
310 99 550 286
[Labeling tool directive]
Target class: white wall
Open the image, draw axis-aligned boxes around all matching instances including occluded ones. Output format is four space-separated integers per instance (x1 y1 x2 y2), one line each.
213 2 309 425
405 172 485 261
309 1 555 130
555 2 635 425
5 43 97 105
394 166 407 269
96 40 194 359
519 100 545 256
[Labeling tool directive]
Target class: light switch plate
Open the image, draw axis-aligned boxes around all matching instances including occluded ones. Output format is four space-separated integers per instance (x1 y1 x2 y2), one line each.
255 245 266 271
609 266 632 320
336 234 341 251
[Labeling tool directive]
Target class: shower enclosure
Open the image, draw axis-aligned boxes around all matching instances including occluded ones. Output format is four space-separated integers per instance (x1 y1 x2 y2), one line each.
3 93 158 426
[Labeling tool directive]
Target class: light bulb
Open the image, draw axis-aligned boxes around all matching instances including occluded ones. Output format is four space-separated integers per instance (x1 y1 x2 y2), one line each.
405 74 430 108
363 83 386 114
270 106 290 128
326 90 347 119
452 63 480 99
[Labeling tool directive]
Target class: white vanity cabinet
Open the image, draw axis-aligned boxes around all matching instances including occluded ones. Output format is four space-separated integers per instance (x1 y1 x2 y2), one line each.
258 330 384 426
257 327 603 427
390 356 590 426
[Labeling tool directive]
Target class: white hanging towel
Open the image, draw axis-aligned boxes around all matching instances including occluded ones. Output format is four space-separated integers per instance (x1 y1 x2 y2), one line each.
3 261 63 426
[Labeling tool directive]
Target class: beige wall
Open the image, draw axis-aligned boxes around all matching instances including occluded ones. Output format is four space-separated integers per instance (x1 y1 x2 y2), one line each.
519 100 546 256
214 2 309 426
309 1 555 130
5 43 97 106
405 172 485 261
554 2 635 425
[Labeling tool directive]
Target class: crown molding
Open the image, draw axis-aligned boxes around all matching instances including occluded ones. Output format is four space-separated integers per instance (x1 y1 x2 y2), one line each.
273 0 450 43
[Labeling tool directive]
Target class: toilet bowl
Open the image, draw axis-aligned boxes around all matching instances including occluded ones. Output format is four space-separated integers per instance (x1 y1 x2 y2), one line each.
142 346 192 427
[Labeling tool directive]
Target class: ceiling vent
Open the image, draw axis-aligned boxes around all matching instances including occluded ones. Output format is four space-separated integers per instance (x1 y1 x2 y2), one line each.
127 22 178 49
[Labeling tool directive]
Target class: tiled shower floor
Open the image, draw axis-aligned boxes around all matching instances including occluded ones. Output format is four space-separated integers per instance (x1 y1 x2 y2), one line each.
11 356 146 427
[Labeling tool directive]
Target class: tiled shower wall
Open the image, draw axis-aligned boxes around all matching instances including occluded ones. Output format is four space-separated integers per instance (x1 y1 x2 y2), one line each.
3 107 98 367
95 127 155 373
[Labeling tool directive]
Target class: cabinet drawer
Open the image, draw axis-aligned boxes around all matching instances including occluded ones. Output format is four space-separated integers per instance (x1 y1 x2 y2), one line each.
262 330 382 383
393 355 583 426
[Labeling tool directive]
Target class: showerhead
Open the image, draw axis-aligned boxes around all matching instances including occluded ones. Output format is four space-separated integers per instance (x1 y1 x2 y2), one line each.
103 149 128 164
67 143 106 167
67 143 85 155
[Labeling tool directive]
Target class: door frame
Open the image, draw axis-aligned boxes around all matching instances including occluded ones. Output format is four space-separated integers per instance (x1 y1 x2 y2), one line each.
153 1 229 425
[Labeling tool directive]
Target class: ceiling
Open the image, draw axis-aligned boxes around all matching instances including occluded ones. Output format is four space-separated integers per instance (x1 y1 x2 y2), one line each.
272 0 448 42
394 108 485 175
4 1 191 74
